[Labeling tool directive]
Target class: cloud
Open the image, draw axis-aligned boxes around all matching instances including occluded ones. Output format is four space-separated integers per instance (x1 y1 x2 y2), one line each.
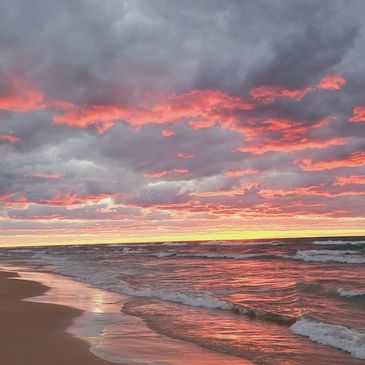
224 168 258 177
333 175 365 186
144 169 189 178
259 185 365 198
177 152 194 159
161 129 174 137
0 134 21 143
316 74 346 90
0 75 44 112
52 89 254 133
297 151 365 171
350 107 365 122
25 173 63 179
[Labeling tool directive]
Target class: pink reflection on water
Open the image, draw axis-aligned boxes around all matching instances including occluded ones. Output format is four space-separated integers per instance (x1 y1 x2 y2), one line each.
0 263 252 365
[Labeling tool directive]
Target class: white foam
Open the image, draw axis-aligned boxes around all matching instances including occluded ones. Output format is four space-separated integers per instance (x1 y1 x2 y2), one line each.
118 247 145 254
32 252 232 310
292 250 365 264
199 240 284 246
177 253 263 259
244 240 285 246
313 240 365 245
6 248 34 253
290 317 365 359
161 242 188 247
32 252 251 316
119 280 236 311
199 240 231 245
337 288 365 298
153 251 177 258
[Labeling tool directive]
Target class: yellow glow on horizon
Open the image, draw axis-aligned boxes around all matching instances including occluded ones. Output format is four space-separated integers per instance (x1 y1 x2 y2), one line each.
0 228 364 248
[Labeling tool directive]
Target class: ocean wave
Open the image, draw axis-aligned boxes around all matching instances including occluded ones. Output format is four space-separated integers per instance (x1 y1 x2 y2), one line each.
152 251 177 258
177 252 265 260
313 239 365 246
199 240 285 246
290 317 365 359
161 242 188 246
119 281 296 325
113 249 263 260
337 288 365 299
116 247 146 254
119 282 232 309
4 248 34 253
290 250 365 264
198 240 232 245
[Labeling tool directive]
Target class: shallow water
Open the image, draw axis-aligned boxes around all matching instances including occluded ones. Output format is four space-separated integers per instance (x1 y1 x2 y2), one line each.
1 236 365 364
1 264 251 365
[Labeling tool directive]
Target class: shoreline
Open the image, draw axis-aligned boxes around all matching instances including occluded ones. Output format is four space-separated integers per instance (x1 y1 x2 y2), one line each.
0 262 253 365
0 270 118 365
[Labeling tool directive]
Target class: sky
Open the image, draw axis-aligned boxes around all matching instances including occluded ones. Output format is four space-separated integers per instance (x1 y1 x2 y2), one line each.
1 0 365 246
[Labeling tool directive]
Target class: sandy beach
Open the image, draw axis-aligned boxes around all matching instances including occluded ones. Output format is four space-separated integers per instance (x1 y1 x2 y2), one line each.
0 270 117 365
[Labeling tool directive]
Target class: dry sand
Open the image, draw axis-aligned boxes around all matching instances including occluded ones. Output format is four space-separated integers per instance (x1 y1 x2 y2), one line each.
0 270 119 365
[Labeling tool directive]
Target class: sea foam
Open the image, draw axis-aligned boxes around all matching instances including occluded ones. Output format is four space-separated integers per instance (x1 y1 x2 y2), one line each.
177 253 264 259
337 288 365 298
290 317 365 359
313 240 365 246
291 249 365 264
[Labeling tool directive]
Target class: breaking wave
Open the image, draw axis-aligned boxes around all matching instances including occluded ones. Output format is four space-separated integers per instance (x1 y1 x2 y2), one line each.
119 280 296 325
199 240 285 246
337 288 365 299
290 249 365 264
313 240 365 246
290 317 365 359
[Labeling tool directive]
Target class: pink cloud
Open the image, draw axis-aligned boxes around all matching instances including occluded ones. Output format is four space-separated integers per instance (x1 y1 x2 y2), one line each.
237 116 344 154
260 185 365 198
249 74 346 104
144 169 189 178
0 77 44 112
224 168 258 177
161 129 175 137
39 192 115 206
0 134 21 143
26 173 63 179
350 107 365 122
316 74 346 90
240 136 347 154
177 152 194 159
333 175 365 186
249 85 311 104
297 151 365 171
53 89 254 133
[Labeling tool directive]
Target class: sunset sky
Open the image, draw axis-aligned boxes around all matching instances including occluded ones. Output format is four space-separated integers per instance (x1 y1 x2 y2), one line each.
1 0 365 246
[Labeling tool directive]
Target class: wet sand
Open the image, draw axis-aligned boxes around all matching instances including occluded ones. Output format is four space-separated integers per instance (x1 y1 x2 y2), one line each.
0 270 118 365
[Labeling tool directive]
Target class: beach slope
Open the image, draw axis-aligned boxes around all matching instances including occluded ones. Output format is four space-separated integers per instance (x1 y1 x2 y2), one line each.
0 271 117 365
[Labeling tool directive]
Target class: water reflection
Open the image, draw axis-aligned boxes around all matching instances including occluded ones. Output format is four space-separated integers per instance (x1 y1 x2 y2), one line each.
0 263 252 365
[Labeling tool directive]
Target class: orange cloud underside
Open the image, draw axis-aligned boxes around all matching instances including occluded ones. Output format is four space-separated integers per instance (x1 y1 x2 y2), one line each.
351 107 365 122
260 185 365 198
0 134 21 143
0 77 44 112
298 151 365 171
334 175 365 186
52 74 346 136
144 169 189 178
39 192 116 206
224 168 258 177
316 74 346 90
